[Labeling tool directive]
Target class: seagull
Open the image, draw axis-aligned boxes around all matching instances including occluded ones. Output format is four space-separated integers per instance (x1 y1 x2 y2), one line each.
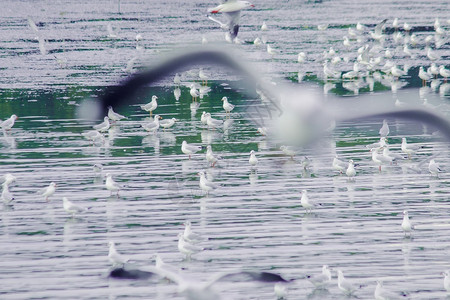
379 119 390 137
208 0 255 41
0 114 18 131
93 163 103 176
419 67 432 86
174 87 181 101
1 183 14 204
206 145 219 167
82 130 104 145
369 19 387 41
267 44 277 57
178 232 203 259
105 173 121 196
371 148 387 171
108 106 126 122
3 173 17 186
108 241 129 267
159 118 177 131
205 113 223 130
374 280 403 300
190 84 199 101
306 265 332 289
93 116 110 132
401 137 422 159
257 127 268 136
222 96 235 115
141 95 158 117
317 24 328 31
249 150 258 167
346 160 356 179
38 182 56 202
141 115 161 134
183 221 203 243
174 73 181 86
198 171 218 195
108 265 291 300
426 47 439 61
401 210 413 237
428 159 442 177
439 65 450 81
443 271 450 292
253 37 262 46
280 145 296 160
261 21 268 31
274 282 287 299
300 190 315 213
332 155 347 174
337 270 359 296
297 52 306 63
199 69 208 85
63 197 90 217
182 141 202 159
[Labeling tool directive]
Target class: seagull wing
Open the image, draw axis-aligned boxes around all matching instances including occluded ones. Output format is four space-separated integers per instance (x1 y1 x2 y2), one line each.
206 270 292 288
208 16 229 29
224 11 241 39
374 19 388 35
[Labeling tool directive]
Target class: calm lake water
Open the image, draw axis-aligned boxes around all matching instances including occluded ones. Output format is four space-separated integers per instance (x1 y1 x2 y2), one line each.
0 0 449 299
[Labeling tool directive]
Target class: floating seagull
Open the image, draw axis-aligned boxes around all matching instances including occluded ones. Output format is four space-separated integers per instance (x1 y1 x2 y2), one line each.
1 183 14 204
208 0 255 41
142 115 161 134
3 173 17 186
401 137 422 159
205 113 223 130
141 95 158 117
253 37 262 46
337 270 359 296
105 173 121 196
332 156 346 174
267 44 276 57
93 163 103 176
160 118 177 131
106 23 119 39
428 159 442 177
374 280 404 300
300 190 315 213
317 24 328 31
38 182 56 202
401 210 413 237
306 265 332 289
346 160 356 179
199 69 208 85
182 141 202 159
0 114 18 131
178 232 203 259
63 197 90 217
108 106 126 122
183 221 203 243
108 241 129 267
379 119 390 137
443 271 450 292
249 150 258 167
198 171 218 195
222 96 235 115
280 145 296 160
297 52 306 63
93 116 110 132
206 145 219 167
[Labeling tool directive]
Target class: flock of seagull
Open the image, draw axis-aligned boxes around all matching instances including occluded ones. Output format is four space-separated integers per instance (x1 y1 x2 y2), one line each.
1 1 449 299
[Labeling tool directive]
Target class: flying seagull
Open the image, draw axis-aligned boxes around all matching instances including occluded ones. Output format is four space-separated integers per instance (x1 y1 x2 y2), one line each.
208 1 255 41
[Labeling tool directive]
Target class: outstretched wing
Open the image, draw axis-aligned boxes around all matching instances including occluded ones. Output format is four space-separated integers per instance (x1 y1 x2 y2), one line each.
206 270 293 288
224 11 241 39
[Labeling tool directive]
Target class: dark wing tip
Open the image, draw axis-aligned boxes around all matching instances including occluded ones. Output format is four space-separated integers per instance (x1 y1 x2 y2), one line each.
108 267 154 280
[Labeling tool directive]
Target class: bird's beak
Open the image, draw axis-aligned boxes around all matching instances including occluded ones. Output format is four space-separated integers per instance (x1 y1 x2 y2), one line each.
159 116 163 119
251 4 255 7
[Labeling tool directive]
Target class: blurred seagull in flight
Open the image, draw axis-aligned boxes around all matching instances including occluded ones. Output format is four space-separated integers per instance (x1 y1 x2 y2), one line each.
208 0 255 42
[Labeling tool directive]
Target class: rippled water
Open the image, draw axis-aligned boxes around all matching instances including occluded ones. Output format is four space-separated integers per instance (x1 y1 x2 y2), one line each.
1 0 450 299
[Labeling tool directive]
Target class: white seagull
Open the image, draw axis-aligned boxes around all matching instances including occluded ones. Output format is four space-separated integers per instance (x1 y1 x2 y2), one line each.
182 141 202 159
280 145 296 160
178 232 203 259
205 113 223 130
159 118 177 131
401 210 413 236
105 173 121 196
108 241 129 267
198 171 218 195
332 155 346 174
337 270 359 296
141 115 161 134
141 95 158 117
401 137 421 159
428 159 442 177
379 119 390 137
0 114 18 131
306 265 332 289
208 0 255 41
1 183 14 204
249 150 258 167
63 197 90 217
300 190 315 213
39 182 56 202
3 173 17 186
183 221 203 243
206 145 219 167
222 96 235 115
443 271 450 292
108 106 126 122
93 116 110 132
346 160 356 179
